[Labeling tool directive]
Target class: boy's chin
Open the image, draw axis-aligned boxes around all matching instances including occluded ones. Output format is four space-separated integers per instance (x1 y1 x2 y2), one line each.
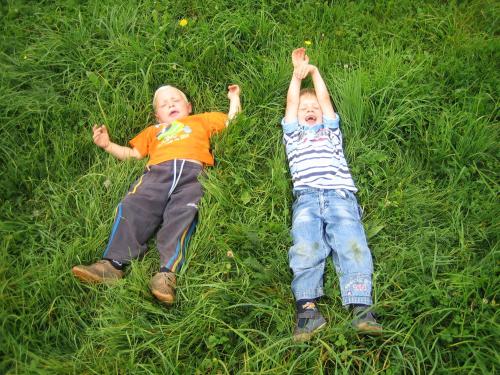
158 114 185 124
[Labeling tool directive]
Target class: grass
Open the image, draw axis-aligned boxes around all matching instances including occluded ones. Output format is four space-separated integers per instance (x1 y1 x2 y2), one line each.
1 0 498 373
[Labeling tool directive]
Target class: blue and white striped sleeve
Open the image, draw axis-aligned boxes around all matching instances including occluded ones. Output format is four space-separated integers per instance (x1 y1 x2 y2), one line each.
281 118 300 134
323 114 340 129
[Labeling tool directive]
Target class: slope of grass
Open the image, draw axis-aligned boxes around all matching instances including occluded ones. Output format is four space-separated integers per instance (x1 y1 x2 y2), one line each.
1 0 498 373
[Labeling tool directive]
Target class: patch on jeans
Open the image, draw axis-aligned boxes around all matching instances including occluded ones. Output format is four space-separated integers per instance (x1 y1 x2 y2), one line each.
346 283 368 296
344 276 370 296
353 283 367 291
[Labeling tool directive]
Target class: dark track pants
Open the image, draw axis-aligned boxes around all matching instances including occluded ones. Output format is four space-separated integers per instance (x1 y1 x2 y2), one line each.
102 160 203 272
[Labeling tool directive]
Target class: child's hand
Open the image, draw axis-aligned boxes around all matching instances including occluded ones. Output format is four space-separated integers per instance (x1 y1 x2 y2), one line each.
294 63 316 80
92 124 110 149
292 48 309 68
227 84 240 100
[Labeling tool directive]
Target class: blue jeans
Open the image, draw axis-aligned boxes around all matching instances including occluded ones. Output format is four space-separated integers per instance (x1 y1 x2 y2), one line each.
289 188 374 306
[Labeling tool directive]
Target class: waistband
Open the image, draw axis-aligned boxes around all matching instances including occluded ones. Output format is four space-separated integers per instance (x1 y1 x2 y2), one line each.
293 188 356 198
147 159 203 171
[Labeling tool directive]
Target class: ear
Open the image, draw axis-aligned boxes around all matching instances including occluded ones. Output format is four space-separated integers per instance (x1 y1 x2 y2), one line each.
187 102 192 114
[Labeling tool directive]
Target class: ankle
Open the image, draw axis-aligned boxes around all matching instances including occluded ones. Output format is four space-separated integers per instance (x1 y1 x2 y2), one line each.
296 299 317 313
351 304 377 321
104 259 125 270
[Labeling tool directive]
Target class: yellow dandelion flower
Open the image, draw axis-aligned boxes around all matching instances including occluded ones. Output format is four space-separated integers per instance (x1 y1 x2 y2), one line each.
304 40 312 46
179 18 188 27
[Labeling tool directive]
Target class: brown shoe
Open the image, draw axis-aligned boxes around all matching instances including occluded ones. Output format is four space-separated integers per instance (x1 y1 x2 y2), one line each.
352 306 383 335
72 260 124 283
150 272 176 305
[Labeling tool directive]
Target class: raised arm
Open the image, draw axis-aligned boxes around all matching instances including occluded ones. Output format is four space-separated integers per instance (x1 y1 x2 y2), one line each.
285 48 309 123
227 84 241 121
309 65 336 119
92 125 143 161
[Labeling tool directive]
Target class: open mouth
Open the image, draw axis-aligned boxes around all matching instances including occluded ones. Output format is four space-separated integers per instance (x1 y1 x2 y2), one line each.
305 114 317 125
169 109 179 117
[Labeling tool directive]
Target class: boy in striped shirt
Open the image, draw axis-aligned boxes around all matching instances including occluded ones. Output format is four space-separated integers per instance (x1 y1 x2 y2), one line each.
283 48 382 341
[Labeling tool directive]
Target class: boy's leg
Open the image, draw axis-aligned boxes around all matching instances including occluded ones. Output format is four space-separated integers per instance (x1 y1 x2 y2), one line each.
323 189 373 306
150 162 203 304
156 162 203 272
289 191 329 341
101 167 171 265
73 162 179 284
289 191 328 300
323 189 382 334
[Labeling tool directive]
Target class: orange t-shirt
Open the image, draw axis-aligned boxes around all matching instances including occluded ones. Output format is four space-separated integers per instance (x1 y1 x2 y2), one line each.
129 112 228 166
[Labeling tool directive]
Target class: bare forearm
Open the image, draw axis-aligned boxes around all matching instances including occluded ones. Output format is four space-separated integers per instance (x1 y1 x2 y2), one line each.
310 67 330 101
103 142 141 160
288 75 302 102
228 97 241 121
310 66 335 116
285 75 302 122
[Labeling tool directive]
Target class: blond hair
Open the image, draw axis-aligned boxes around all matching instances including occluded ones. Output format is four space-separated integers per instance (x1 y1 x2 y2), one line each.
299 87 337 111
152 85 189 110
299 88 316 97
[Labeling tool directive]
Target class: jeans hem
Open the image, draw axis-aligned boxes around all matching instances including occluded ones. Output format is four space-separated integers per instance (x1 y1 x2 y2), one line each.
342 296 372 306
293 289 324 300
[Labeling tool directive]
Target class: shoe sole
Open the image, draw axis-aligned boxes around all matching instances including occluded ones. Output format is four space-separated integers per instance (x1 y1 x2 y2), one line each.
151 289 175 305
71 266 121 284
293 321 327 343
353 322 383 336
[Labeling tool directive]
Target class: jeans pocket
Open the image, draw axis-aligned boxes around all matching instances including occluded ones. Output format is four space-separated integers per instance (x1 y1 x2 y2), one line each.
340 190 363 220
335 189 354 201
334 189 347 200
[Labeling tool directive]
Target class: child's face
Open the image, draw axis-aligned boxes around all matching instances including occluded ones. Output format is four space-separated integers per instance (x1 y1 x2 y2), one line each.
155 87 192 124
298 94 323 126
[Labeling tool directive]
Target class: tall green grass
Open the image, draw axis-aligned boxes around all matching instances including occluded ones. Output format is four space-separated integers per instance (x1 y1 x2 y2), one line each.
1 0 498 373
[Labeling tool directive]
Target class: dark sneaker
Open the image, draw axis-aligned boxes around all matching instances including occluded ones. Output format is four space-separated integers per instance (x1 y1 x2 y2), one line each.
150 272 176 305
293 302 327 342
351 306 383 335
72 260 124 283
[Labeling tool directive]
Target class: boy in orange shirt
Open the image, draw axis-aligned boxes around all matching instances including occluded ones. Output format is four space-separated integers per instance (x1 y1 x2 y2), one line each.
72 84 241 305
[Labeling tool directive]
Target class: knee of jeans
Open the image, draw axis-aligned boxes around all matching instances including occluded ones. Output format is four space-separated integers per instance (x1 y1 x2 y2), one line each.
289 242 324 268
342 241 373 271
349 238 369 254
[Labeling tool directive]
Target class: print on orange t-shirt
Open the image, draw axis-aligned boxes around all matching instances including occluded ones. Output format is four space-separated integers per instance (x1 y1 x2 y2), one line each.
129 112 228 166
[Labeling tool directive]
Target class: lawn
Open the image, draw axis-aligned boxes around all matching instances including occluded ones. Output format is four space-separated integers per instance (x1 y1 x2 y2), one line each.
1 0 498 373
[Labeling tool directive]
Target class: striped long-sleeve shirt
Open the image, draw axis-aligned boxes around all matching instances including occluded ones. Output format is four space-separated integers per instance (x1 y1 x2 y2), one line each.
282 115 357 192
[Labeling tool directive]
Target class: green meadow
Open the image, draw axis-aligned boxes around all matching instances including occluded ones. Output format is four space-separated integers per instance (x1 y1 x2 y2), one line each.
1 0 498 373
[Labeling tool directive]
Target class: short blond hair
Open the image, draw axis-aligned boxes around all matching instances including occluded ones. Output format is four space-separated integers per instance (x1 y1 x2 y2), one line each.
299 88 316 97
299 87 337 111
152 85 189 110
